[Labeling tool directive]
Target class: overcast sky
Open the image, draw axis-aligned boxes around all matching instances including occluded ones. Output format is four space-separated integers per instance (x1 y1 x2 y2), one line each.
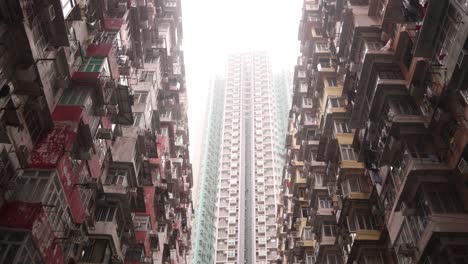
181 0 303 187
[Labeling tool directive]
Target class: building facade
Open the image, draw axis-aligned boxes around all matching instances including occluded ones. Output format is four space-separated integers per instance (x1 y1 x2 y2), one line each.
192 76 225 264
0 0 193 263
278 0 468 264
213 52 285 264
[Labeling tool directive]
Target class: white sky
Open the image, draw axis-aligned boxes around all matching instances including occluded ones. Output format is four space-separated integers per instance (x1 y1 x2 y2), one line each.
181 0 303 189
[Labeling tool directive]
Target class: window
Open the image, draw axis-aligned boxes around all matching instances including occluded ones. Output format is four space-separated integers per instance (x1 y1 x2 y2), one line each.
316 43 329 52
59 88 91 106
363 253 385 264
60 0 76 18
95 207 117 222
0 229 43 264
24 103 43 143
315 173 324 186
303 97 313 106
364 40 383 52
80 239 112 263
160 111 172 120
133 215 150 231
347 213 377 231
258 226 266 233
303 228 314 240
340 144 358 161
322 222 337 237
425 183 464 214
326 254 343 264
125 248 143 261
305 113 317 124
329 97 345 108
144 54 157 64
301 207 309 218
318 58 331 68
139 71 155 83
314 28 322 36
1 148 15 181
306 254 315 264
334 120 349 133
327 77 338 87
133 113 142 126
382 179 396 210
438 5 462 62
258 237 266 244
133 91 149 104
388 98 417 115
15 171 72 236
79 57 105 72
319 196 332 208
106 168 128 186
341 176 361 196
78 166 93 210
227 250 235 257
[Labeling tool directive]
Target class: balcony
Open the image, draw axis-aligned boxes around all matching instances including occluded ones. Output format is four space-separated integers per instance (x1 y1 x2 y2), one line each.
394 185 468 262
302 113 320 128
412 0 449 58
0 203 66 263
388 151 449 211
347 229 382 256
301 96 315 111
88 208 125 259
293 169 307 186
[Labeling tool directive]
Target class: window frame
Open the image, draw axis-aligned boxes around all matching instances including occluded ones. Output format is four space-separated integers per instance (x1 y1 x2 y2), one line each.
340 144 358 161
106 167 128 186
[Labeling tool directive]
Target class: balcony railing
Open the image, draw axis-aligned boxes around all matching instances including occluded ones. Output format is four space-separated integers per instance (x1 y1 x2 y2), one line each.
391 150 443 191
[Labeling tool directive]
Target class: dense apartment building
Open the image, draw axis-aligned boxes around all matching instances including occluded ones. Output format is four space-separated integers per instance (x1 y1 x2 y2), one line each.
192 76 225 264
278 0 468 264
0 0 193 263
212 52 285 264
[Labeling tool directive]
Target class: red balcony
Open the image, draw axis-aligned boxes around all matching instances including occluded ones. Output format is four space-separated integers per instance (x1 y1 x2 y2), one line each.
28 106 98 224
0 202 65 264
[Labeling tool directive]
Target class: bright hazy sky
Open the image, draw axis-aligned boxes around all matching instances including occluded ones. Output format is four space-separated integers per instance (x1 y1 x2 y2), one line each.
181 0 303 186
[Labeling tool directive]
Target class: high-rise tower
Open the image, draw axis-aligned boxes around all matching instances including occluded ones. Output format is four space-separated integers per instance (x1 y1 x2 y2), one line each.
213 52 285 264
192 76 225 263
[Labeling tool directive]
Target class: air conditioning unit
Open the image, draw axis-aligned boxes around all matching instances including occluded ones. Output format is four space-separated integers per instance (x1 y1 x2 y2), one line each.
106 104 119 115
97 128 113 140
457 49 468 68
458 158 467 174
43 5 56 21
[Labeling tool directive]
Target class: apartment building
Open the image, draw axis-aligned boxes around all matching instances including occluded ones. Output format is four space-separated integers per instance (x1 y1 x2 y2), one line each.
192 76 225 264
278 0 468 264
0 0 193 263
213 52 284 264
